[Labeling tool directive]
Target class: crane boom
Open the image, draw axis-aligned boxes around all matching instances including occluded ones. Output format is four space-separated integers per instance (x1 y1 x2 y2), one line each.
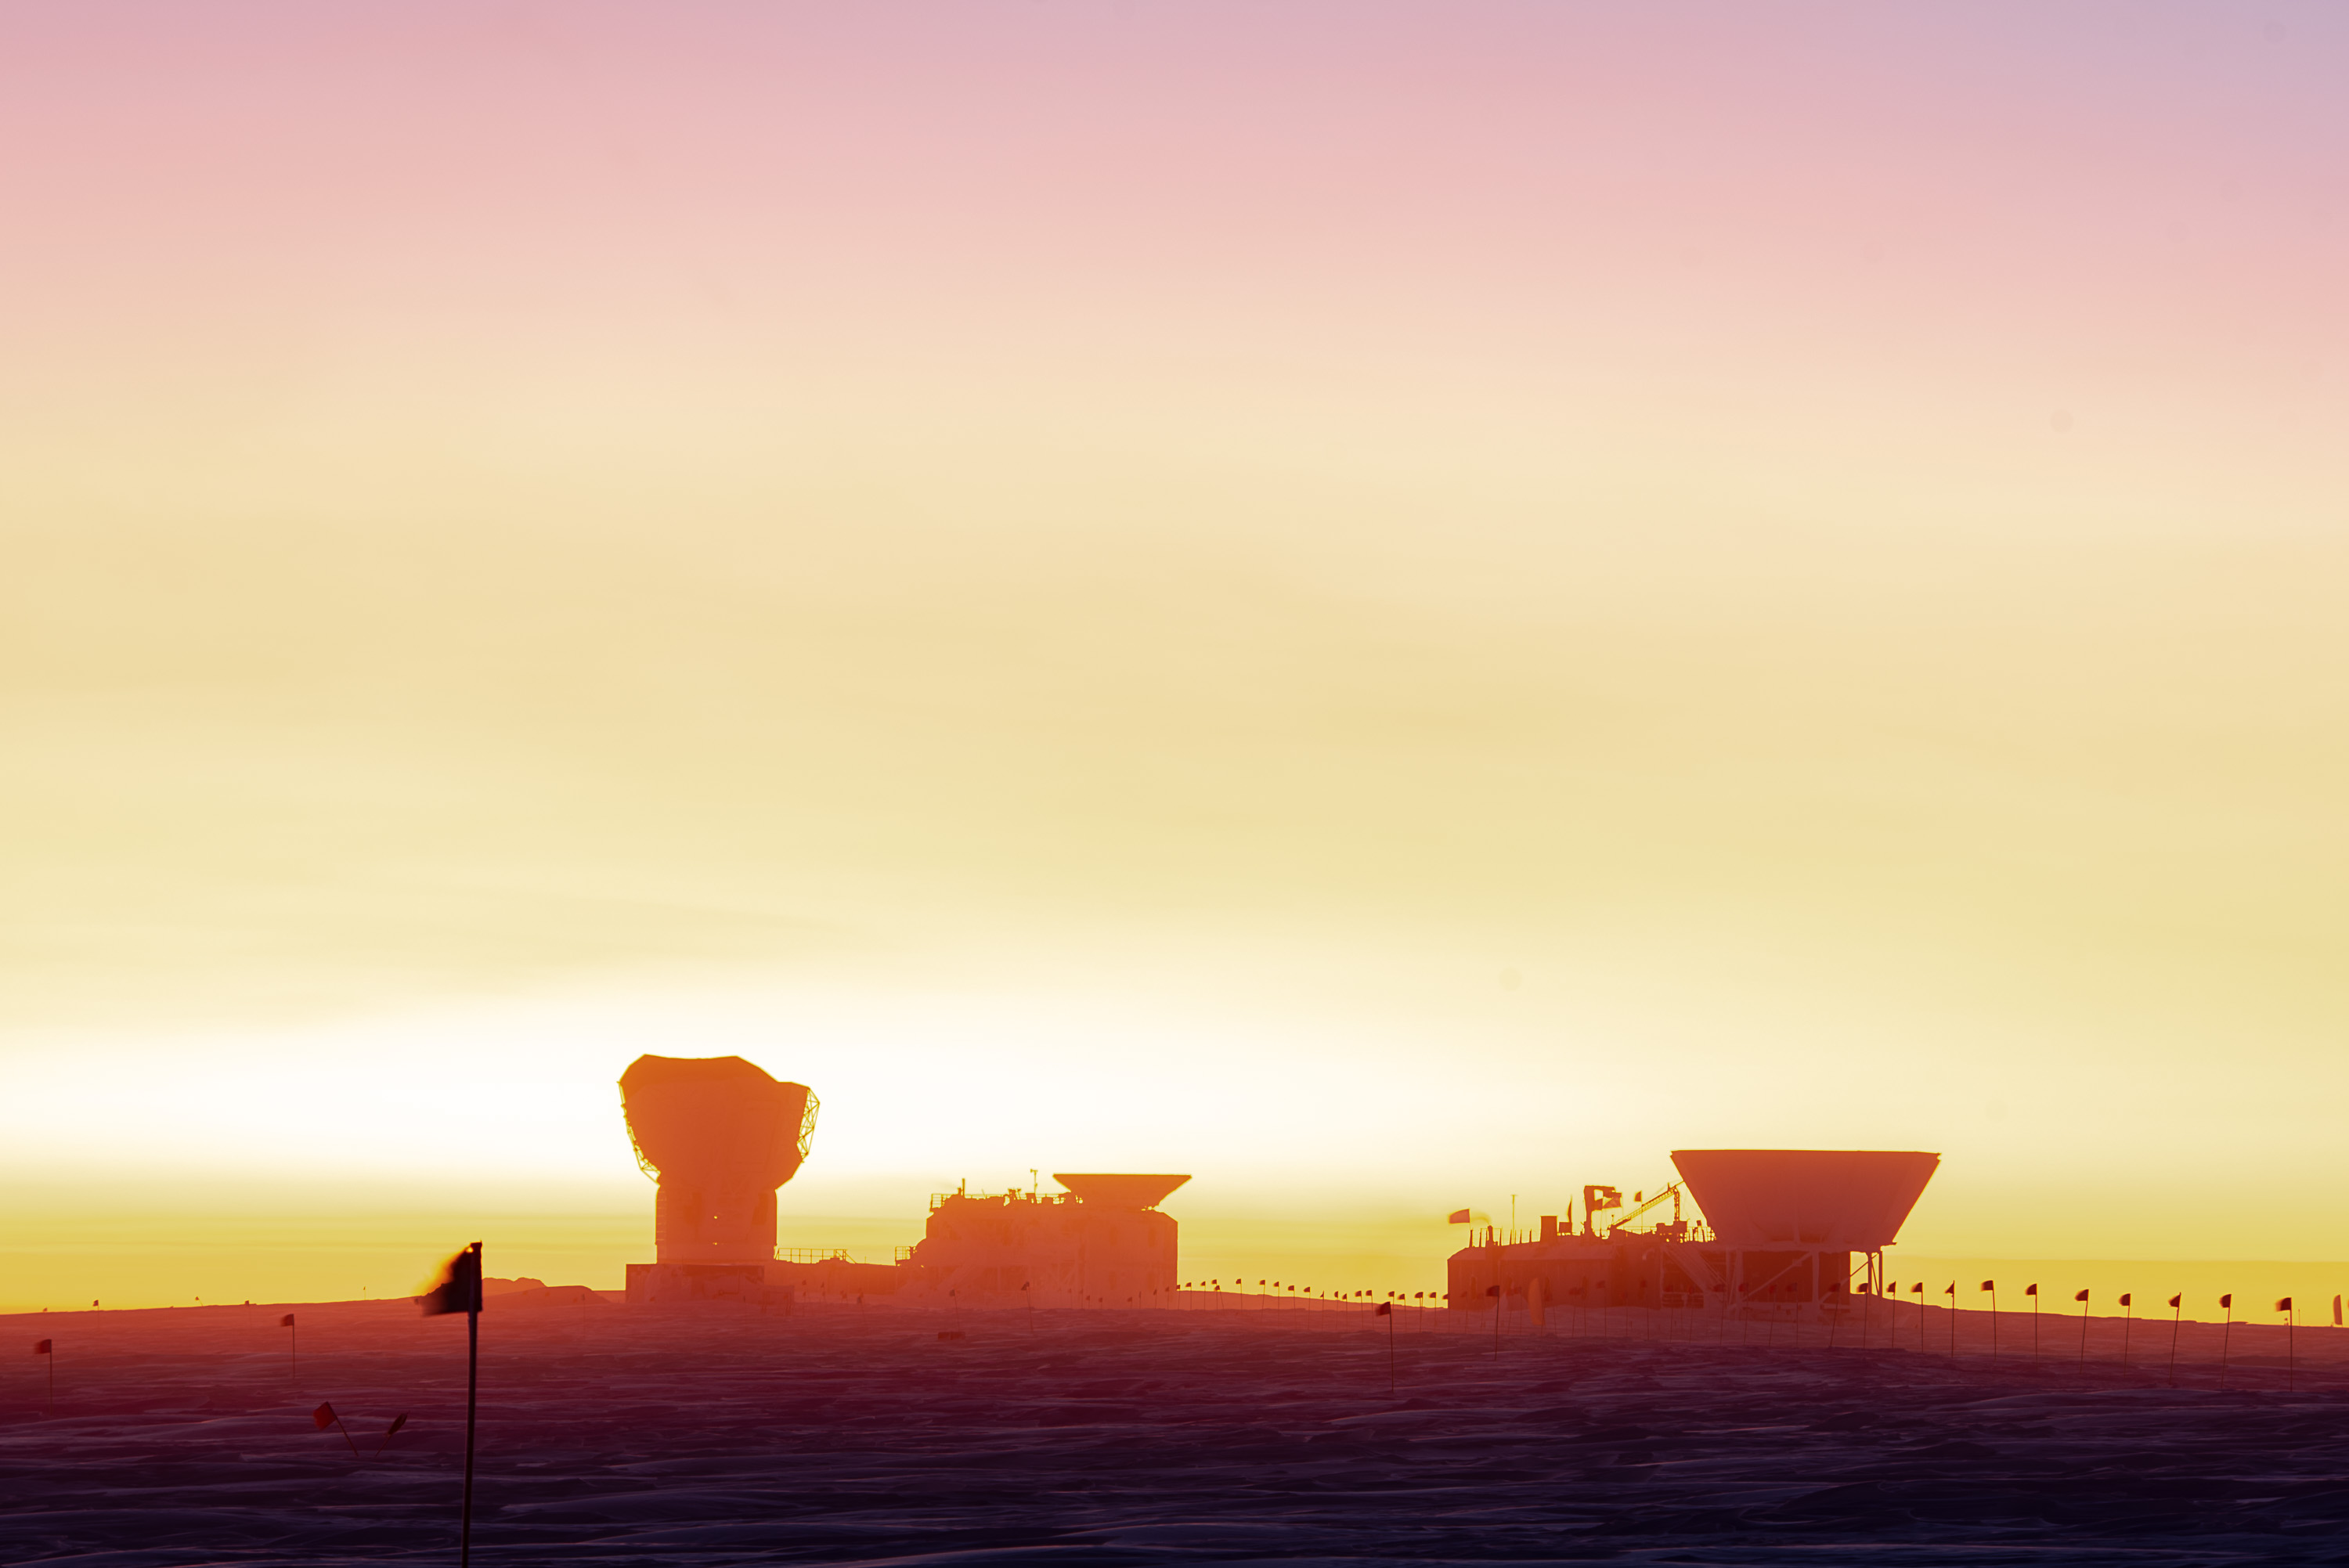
1605 1181 1683 1238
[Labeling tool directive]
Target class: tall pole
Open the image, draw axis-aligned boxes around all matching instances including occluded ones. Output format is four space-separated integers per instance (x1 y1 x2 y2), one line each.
2167 1293 2182 1386
462 1241 481 1568
2218 1293 2233 1391
2120 1293 2132 1368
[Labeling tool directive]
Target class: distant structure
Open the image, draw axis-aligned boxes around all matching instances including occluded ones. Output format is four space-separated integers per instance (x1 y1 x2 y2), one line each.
620 1054 817 1306
1447 1148 1939 1323
615 1053 1189 1310
899 1173 1189 1307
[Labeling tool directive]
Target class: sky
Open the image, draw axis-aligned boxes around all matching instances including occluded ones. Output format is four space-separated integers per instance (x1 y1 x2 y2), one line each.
4 2 2347 1308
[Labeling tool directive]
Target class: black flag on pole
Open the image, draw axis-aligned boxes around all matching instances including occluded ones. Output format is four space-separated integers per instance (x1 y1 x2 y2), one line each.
421 1245 485 1317
420 1242 485 1567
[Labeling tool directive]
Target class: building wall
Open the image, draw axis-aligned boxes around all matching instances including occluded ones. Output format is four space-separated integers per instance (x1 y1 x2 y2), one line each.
904 1191 1177 1307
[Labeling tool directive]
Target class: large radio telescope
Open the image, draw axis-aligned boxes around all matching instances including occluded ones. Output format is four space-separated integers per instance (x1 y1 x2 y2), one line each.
619 1054 818 1263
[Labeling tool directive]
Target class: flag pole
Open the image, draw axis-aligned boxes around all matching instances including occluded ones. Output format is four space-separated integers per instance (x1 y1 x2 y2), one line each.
1387 1302 1396 1395
2218 1293 2233 1391
2167 1293 2182 1386
464 1242 482 1568
2277 1298 2295 1392
2119 1292 2133 1368
2074 1289 2089 1366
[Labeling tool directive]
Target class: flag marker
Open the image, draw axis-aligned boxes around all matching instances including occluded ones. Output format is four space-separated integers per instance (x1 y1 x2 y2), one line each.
2119 1292 2134 1368
2167 1293 2183 1386
1376 1299 1396 1393
2275 1297 2295 1391
422 1241 485 1568
312 1400 363 1459
2075 1289 2090 1365
2219 1293 2235 1390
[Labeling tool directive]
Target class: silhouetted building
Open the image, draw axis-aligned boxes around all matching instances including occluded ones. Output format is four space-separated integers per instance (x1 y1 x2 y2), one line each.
615 1054 1189 1310
1448 1148 1939 1324
900 1173 1189 1307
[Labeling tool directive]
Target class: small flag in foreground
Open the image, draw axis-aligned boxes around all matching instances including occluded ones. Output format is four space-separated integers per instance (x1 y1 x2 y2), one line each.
2074 1289 2090 1303
2120 1293 2132 1307
1374 1301 1392 1316
1980 1280 1994 1292
1911 1282 1923 1295
2276 1297 2293 1313
1446 1209 1471 1224
280 1314 295 1328
420 1243 484 1317
2169 1294 2181 1309
2026 1284 2038 1297
33 1339 51 1356
312 1401 339 1430
2220 1293 2233 1310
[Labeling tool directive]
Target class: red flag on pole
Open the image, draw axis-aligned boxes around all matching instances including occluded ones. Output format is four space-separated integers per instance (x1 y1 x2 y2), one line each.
313 1401 361 1457
32 1340 50 1356
2074 1289 2089 1303
1446 1209 1471 1224
280 1314 295 1328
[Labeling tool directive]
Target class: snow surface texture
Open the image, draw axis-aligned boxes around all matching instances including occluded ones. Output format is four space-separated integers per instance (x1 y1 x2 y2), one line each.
5 1296 2349 1563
